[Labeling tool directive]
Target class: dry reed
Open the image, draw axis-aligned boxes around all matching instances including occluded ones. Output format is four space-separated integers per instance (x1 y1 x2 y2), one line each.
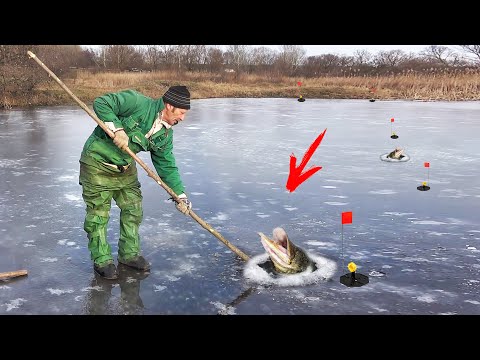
17 70 480 107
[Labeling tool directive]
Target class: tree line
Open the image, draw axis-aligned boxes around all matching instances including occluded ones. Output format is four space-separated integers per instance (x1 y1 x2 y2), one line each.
1 44 479 104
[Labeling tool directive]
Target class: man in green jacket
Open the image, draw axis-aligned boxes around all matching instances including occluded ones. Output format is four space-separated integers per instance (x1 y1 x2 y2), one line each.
79 86 192 279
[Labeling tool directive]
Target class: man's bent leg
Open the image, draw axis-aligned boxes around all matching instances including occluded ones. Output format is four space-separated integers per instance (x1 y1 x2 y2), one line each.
115 185 143 259
82 186 114 266
114 186 149 270
114 178 150 271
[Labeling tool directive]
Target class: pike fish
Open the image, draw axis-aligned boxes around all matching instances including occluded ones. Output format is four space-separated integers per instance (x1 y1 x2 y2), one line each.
387 147 405 160
258 227 314 274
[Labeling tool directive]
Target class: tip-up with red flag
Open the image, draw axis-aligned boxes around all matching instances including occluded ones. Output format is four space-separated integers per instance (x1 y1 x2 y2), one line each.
424 162 430 168
390 118 394 123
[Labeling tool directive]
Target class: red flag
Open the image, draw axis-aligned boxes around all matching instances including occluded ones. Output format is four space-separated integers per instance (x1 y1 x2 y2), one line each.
424 162 430 168
390 118 394 123
341 211 353 224
297 81 302 86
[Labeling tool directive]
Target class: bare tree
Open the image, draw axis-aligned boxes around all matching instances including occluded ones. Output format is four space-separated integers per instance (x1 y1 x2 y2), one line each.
102 45 144 71
159 45 178 69
250 46 277 66
205 46 224 73
175 45 188 72
77 48 97 68
249 46 277 75
144 45 163 71
85 46 106 69
225 45 250 73
0 45 43 108
353 50 372 66
458 45 480 64
181 45 208 71
304 54 343 76
373 50 408 68
140 45 178 70
420 45 459 66
275 45 306 76
36 45 88 74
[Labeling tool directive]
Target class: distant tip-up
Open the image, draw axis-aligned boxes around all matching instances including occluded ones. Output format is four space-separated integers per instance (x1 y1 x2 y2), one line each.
27 51 36 58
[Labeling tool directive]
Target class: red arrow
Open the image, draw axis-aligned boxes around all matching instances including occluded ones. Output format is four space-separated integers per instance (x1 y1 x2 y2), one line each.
286 128 327 192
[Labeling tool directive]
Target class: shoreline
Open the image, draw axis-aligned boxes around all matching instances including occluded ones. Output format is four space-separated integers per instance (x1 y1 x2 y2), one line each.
3 71 480 108
3 97 478 110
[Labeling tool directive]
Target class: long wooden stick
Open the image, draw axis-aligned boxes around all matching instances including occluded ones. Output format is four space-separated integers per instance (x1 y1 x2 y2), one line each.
27 51 250 262
0 270 28 280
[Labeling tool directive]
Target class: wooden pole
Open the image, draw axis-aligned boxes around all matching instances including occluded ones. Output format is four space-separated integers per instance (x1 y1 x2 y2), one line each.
27 51 250 262
0 270 28 280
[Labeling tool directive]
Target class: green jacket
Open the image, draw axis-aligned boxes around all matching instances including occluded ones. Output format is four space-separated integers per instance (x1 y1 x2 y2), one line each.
80 89 185 195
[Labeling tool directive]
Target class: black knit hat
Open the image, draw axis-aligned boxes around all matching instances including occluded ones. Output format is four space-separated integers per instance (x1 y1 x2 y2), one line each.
163 85 191 110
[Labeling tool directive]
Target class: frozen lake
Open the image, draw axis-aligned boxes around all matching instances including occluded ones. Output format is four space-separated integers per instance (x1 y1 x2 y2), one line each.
1 98 480 314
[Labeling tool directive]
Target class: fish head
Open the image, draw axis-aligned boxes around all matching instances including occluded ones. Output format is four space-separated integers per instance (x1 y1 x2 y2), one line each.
259 227 309 274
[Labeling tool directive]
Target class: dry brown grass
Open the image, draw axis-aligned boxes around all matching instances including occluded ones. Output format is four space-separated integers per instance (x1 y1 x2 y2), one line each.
17 70 480 107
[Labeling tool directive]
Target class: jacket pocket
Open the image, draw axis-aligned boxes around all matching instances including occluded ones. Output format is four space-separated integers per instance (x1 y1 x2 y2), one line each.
122 116 138 132
130 130 149 152
150 128 169 152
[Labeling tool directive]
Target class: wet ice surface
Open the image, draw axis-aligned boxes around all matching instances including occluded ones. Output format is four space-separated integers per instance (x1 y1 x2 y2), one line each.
1 99 480 315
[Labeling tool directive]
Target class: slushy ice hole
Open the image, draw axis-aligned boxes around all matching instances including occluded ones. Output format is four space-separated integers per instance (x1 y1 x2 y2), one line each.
243 253 337 287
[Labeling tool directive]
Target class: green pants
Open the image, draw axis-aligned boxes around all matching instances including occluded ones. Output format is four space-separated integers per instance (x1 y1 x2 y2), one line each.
79 161 143 265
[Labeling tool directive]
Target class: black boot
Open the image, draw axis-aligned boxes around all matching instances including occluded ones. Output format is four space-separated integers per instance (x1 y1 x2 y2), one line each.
118 255 150 271
94 260 118 279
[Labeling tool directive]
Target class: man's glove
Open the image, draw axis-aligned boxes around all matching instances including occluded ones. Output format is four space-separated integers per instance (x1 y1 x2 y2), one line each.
113 129 129 151
173 193 192 215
